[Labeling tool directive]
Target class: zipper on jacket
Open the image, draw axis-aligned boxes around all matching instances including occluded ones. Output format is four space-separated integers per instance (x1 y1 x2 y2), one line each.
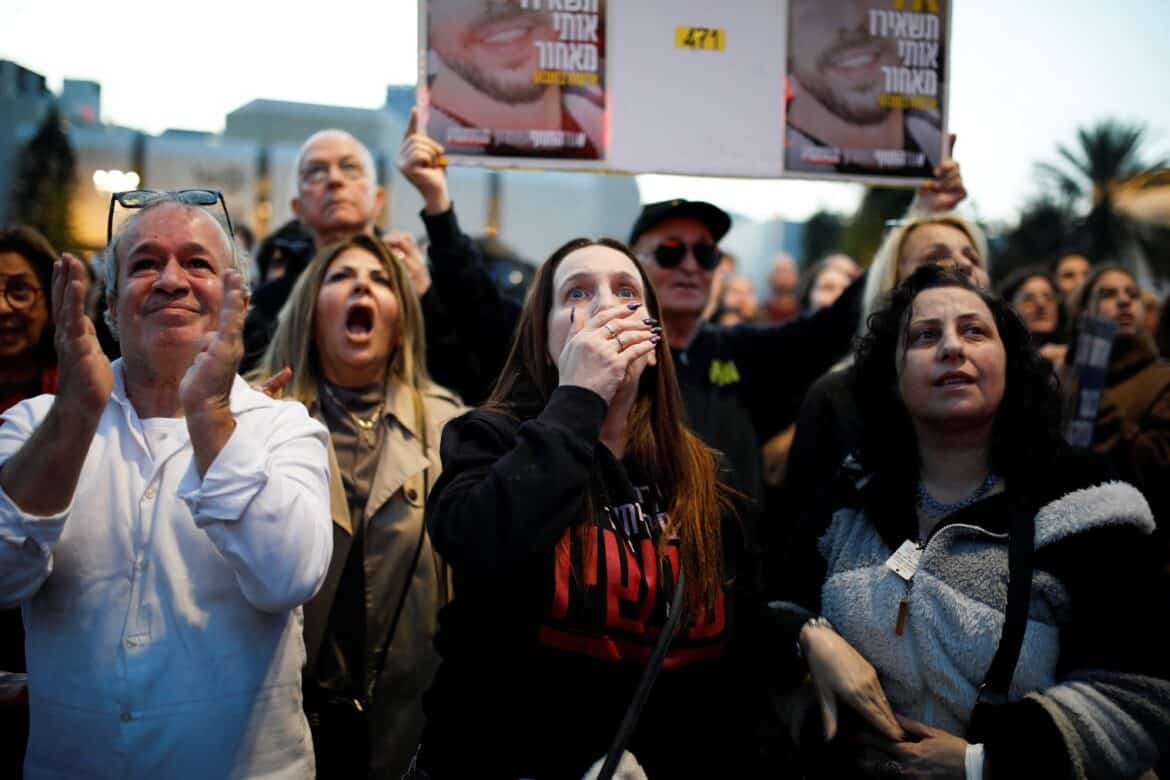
895 524 1008 636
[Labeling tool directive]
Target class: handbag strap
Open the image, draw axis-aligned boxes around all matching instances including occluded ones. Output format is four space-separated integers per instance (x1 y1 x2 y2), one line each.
976 496 1035 706
597 566 687 780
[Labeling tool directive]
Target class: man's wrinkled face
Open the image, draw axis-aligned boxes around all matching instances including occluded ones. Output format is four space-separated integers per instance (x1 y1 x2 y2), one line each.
112 203 232 367
789 0 898 125
292 131 383 243
429 0 558 104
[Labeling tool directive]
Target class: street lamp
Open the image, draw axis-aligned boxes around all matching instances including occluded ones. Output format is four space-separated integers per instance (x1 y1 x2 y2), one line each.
92 169 141 193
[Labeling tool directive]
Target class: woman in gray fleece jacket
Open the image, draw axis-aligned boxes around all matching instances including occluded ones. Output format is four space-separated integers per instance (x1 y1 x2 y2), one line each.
774 265 1170 779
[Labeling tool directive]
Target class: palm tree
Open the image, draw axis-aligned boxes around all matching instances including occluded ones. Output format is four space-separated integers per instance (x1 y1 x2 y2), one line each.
992 195 1078 284
1036 120 1170 280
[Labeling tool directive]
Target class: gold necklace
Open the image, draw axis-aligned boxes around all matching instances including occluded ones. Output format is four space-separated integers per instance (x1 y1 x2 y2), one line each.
321 382 384 447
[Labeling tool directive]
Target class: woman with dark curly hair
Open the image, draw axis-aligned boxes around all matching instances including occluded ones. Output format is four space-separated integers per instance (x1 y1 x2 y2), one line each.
774 265 1170 779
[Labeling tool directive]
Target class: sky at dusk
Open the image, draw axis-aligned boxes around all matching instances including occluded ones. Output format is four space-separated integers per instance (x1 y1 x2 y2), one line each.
4 0 1169 225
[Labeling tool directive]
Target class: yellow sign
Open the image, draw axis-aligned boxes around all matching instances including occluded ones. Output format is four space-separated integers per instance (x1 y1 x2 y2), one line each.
675 26 725 51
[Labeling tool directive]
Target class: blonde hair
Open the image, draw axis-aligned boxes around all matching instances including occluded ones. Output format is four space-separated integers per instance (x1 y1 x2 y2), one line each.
255 233 429 407
860 211 990 335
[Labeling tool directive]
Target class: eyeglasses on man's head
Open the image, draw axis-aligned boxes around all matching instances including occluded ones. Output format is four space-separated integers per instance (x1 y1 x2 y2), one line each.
106 189 234 247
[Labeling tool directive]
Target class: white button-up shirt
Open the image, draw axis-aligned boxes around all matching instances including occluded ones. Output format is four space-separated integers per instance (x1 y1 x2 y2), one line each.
0 361 332 779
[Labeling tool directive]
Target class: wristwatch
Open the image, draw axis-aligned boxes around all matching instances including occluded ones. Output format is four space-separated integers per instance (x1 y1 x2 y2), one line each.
795 615 834 661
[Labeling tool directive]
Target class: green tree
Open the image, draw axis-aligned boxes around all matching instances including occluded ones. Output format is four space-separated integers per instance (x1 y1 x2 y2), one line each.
1035 119 1170 278
801 210 845 266
839 186 916 267
8 105 76 251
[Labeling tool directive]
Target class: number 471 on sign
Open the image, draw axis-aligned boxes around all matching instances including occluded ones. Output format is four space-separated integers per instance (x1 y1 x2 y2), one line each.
675 26 725 51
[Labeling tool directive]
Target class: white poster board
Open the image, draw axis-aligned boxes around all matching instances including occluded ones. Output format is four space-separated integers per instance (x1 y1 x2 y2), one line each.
418 0 950 185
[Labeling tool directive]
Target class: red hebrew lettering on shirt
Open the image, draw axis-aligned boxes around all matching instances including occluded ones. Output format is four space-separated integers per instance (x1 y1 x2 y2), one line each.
540 503 727 666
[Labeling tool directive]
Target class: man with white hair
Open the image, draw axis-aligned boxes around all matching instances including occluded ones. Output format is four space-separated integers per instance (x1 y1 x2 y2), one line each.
0 191 332 778
241 128 501 402
243 129 428 369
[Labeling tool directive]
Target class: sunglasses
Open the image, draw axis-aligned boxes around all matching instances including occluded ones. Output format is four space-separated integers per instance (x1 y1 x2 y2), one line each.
107 189 233 246
649 239 722 271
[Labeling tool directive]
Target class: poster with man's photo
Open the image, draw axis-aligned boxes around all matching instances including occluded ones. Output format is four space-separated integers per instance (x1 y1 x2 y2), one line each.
421 0 607 162
783 0 950 183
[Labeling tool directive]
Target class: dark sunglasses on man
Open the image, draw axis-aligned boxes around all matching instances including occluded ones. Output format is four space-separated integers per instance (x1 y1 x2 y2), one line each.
106 189 234 245
650 238 722 271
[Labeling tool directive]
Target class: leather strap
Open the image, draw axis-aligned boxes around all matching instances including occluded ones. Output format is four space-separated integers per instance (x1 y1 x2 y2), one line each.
976 496 1035 707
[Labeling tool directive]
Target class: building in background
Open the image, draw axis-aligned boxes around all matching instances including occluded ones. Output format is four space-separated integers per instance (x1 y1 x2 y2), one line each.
0 60 54 226
0 64 797 287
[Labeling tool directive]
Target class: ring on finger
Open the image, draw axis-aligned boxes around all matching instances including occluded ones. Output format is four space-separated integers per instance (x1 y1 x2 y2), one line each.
604 322 618 338
614 333 625 350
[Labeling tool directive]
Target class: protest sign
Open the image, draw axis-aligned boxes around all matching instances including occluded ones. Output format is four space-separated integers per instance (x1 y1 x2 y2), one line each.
422 0 606 160
783 0 950 183
417 0 951 185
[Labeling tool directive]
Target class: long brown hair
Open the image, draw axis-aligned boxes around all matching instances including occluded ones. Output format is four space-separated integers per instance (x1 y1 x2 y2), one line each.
255 233 430 408
487 237 731 610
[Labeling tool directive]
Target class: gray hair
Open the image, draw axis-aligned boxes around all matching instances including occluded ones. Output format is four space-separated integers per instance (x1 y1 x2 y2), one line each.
103 194 251 338
293 129 376 181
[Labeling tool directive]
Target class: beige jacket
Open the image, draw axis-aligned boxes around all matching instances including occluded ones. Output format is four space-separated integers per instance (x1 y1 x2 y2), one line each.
302 378 464 779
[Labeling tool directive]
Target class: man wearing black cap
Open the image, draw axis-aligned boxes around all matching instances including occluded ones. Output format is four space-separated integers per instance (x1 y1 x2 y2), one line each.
628 198 863 500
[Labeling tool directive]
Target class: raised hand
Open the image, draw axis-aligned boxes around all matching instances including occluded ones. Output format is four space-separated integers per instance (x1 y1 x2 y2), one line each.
180 270 247 417
916 136 966 213
398 107 451 215
52 253 113 420
801 622 904 743
556 304 658 405
383 230 431 296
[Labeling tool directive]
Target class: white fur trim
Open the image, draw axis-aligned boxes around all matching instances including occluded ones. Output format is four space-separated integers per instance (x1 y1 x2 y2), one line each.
1034 481 1154 549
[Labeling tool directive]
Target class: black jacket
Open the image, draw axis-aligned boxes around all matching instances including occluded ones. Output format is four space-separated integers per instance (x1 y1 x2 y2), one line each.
424 220 864 503
420 386 787 778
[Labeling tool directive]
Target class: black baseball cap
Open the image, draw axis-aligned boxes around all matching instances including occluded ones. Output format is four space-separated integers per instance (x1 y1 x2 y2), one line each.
627 199 732 246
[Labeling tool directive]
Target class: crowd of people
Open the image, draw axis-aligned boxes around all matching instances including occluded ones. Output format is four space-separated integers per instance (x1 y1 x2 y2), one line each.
1 103 1169 780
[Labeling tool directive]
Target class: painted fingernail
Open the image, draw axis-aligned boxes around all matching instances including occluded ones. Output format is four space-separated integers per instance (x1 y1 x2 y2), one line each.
627 303 642 310
643 318 659 326
650 326 663 335
650 335 661 344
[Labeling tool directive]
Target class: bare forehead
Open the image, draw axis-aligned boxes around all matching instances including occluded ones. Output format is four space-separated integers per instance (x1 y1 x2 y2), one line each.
121 203 232 265
1095 270 1137 289
554 246 643 287
0 251 37 276
328 245 387 272
903 223 977 254
911 286 991 318
1018 275 1055 294
297 131 373 172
